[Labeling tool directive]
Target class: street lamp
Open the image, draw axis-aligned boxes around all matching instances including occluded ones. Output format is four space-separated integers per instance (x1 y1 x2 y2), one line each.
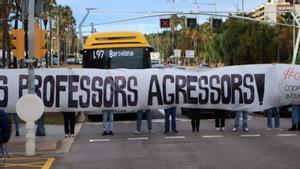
78 8 97 49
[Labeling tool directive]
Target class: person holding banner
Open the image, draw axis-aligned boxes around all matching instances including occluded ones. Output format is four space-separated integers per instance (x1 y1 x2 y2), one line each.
36 113 46 136
232 111 249 132
62 112 76 137
164 107 178 134
186 108 201 133
288 105 300 131
215 110 226 132
102 110 114 136
133 110 153 135
266 107 281 131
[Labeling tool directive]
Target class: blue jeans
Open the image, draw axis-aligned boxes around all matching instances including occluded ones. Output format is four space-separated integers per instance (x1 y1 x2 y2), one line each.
103 110 114 132
136 110 152 130
291 105 300 124
11 113 20 133
164 107 176 131
234 111 248 128
267 107 280 128
36 113 46 136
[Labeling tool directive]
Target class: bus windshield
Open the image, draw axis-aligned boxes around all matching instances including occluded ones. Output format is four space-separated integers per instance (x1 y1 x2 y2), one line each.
80 32 153 69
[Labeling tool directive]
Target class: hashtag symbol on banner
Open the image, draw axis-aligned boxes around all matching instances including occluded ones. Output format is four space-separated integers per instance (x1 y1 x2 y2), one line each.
283 68 294 79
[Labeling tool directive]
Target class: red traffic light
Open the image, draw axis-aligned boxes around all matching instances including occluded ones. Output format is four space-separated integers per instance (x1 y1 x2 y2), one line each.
160 18 170 28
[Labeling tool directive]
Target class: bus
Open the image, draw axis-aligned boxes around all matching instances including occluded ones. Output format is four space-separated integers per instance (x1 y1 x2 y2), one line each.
80 31 153 119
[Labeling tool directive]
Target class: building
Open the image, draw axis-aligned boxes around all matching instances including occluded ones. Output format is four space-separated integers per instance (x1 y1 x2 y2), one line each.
250 0 300 23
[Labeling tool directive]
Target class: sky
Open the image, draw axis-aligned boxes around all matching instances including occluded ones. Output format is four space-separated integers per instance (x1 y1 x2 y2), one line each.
57 0 267 35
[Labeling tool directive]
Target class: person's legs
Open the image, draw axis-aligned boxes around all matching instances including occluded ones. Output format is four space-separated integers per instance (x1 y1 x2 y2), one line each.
215 111 220 128
69 112 76 135
13 113 20 136
220 111 226 128
63 112 70 135
36 113 46 136
274 107 280 129
102 111 108 133
146 110 152 130
267 109 272 128
289 105 298 130
164 109 170 132
195 112 200 132
170 108 177 132
242 111 248 129
136 111 143 131
108 112 114 132
233 111 240 129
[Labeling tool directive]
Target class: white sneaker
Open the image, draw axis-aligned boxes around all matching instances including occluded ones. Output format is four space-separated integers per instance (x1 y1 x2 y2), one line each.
232 128 238 132
148 129 154 135
70 134 75 137
275 128 283 132
243 128 249 132
133 129 141 135
266 128 272 131
216 127 220 131
64 134 69 138
221 127 225 131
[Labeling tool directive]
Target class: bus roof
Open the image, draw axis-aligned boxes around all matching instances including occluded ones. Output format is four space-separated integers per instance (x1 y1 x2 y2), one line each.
83 31 150 49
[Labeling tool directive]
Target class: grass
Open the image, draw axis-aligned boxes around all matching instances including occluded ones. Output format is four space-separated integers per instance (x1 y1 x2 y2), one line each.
44 112 64 125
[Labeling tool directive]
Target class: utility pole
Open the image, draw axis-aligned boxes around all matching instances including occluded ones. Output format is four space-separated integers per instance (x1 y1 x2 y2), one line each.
56 16 60 66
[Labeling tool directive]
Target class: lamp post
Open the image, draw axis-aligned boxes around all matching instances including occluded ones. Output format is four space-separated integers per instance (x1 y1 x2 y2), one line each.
78 8 97 49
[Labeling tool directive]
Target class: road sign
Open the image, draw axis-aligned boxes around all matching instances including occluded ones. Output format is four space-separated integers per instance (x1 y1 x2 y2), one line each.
185 50 195 58
174 49 181 58
160 18 170 28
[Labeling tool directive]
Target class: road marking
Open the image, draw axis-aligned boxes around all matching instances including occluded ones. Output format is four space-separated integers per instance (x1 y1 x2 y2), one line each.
277 134 298 137
165 136 185 139
240 134 261 137
89 139 110 142
202 135 223 138
128 137 149 141
42 158 55 169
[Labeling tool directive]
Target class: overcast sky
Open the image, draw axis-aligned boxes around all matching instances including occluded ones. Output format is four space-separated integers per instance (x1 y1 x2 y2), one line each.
57 0 267 34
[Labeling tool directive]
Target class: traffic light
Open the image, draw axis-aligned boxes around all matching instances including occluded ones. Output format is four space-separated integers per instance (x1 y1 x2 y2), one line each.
34 22 47 59
212 18 222 30
186 18 197 28
160 18 170 28
11 29 25 60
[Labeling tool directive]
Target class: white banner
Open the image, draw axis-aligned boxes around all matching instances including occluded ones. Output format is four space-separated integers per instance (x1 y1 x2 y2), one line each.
0 64 299 113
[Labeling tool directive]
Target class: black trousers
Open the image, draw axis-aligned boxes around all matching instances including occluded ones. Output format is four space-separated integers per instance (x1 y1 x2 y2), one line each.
189 109 201 131
215 110 226 128
63 112 76 134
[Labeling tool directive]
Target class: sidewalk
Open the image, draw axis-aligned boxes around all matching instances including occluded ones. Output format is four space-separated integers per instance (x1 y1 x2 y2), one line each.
5 123 83 156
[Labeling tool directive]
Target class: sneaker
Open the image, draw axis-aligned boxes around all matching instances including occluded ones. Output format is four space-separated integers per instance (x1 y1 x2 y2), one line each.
164 130 169 134
221 127 225 132
275 128 283 132
216 127 220 131
148 129 154 135
243 128 249 132
232 128 238 132
266 128 272 132
108 131 114 135
133 129 141 135
64 134 70 138
70 134 75 137
102 131 108 136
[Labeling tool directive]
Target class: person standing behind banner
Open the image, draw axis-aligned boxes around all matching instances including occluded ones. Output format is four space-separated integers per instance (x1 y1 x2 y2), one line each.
133 110 153 135
266 107 282 131
63 112 76 137
215 109 226 132
232 111 249 132
288 105 300 131
11 113 20 136
164 107 178 134
36 113 46 136
102 110 114 136
186 108 201 133
0 109 11 145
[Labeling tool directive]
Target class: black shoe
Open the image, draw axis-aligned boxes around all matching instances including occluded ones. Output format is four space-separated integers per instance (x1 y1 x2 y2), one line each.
196 128 199 133
16 131 20 137
108 131 114 135
298 124 300 131
172 129 179 133
164 130 169 134
102 131 108 136
288 124 297 131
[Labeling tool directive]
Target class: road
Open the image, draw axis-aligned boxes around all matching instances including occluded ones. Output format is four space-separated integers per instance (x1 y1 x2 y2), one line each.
52 113 300 169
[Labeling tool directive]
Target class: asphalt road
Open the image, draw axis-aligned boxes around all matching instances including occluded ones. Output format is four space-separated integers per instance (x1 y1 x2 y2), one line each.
53 113 300 169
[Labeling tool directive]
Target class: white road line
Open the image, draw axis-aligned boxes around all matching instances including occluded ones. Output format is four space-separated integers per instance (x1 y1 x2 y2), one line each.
89 139 110 142
202 135 223 138
277 134 298 137
240 134 261 137
128 137 149 141
165 136 186 139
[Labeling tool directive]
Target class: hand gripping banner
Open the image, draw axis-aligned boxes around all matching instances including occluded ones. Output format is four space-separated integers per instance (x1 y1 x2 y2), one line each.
0 64 299 113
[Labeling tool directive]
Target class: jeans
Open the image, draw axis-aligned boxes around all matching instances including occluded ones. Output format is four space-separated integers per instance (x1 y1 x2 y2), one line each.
11 113 20 133
234 111 248 128
267 107 280 128
103 110 114 132
136 110 152 130
63 112 76 135
36 113 46 136
164 107 176 131
215 110 226 128
291 105 300 125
